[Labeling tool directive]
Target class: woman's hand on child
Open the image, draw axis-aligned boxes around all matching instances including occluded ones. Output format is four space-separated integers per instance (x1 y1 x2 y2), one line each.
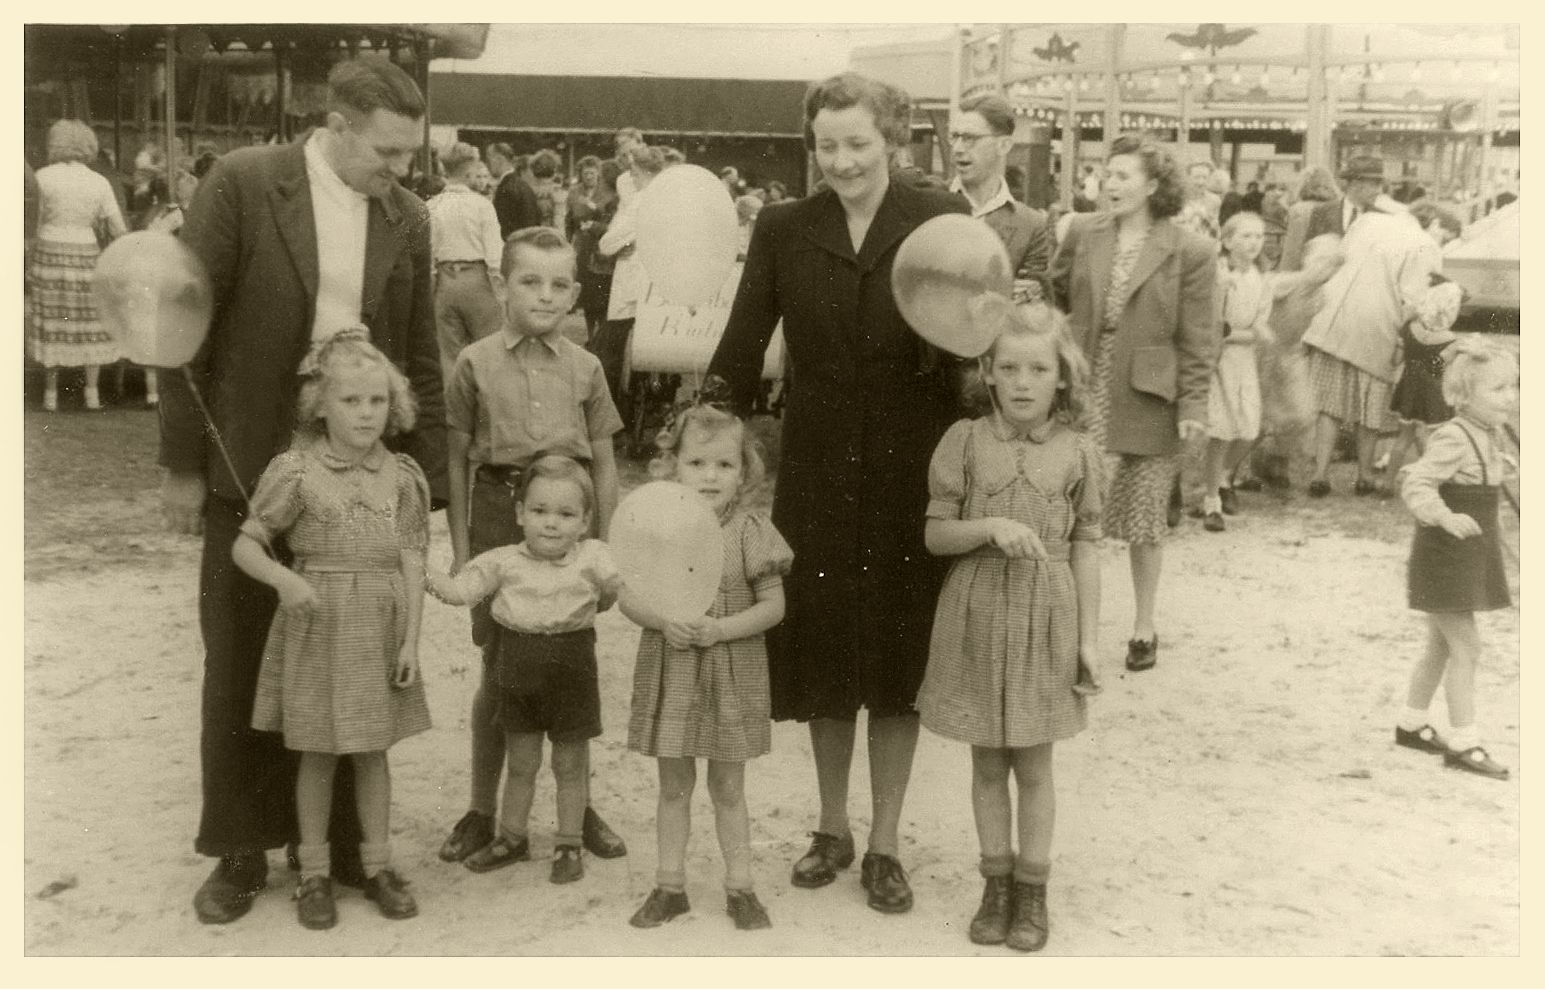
1439 513 1482 539
394 646 419 688
277 573 319 616
988 518 1047 560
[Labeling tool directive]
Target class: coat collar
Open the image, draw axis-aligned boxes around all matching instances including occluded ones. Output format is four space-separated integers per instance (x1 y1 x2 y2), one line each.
1083 212 1180 327
267 139 407 319
799 180 930 274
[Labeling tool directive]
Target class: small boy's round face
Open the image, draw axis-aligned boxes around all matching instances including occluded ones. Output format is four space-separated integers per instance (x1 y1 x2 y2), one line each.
517 475 590 559
1462 359 1520 429
503 245 578 336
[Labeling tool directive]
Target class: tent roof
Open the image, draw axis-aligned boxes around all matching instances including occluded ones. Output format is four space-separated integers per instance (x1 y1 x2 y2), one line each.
429 73 809 137
25 23 488 62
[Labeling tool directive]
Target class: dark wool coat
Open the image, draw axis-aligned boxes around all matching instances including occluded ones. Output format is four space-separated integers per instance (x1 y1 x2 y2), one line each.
708 180 968 721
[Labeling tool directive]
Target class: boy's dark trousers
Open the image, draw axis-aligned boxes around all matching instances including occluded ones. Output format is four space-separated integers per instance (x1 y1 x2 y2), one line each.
196 496 362 860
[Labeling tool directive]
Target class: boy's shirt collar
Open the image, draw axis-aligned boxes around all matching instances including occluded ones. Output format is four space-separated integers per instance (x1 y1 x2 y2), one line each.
501 326 563 354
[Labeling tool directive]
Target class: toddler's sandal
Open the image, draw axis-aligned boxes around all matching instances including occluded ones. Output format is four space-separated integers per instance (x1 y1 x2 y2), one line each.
463 835 531 873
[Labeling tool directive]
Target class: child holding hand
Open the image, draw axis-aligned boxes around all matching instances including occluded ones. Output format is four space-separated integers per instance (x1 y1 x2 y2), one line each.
427 455 623 881
623 404 792 931
235 328 432 931
918 302 1103 953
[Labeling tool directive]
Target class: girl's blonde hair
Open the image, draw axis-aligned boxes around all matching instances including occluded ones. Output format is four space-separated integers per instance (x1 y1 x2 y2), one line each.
293 327 417 443
1442 338 1518 409
649 403 767 503
47 119 99 164
963 300 1091 427
1219 210 1267 269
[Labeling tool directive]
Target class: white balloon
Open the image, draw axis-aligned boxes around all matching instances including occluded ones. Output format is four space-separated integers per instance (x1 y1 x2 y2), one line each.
92 231 213 367
637 164 741 306
609 481 724 622
891 214 1014 358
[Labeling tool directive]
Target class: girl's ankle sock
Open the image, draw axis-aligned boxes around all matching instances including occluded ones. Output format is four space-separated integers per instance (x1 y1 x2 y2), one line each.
1398 706 1430 732
499 825 528 845
978 853 1014 878
1202 493 1223 515
656 869 687 892
1447 725 1480 752
359 841 391 879
1012 859 1051 885
296 841 331 879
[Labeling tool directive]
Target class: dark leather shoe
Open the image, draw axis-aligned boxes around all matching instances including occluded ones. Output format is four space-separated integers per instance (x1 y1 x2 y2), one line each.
438 810 495 863
1353 478 1379 497
193 852 268 925
363 868 418 919
1308 480 1331 498
330 845 368 889
464 834 530 874
1125 636 1158 672
1444 746 1510 780
790 830 855 888
629 887 691 928
1006 881 1049 952
859 852 914 914
726 889 772 930
1219 486 1240 515
1203 511 1226 532
549 844 584 884
294 875 336 930
1395 724 1446 755
968 875 1012 945
581 806 627 859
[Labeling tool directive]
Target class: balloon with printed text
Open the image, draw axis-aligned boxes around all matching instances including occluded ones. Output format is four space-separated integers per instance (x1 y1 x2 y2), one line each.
92 231 213 367
891 213 1015 358
636 164 741 306
609 481 724 621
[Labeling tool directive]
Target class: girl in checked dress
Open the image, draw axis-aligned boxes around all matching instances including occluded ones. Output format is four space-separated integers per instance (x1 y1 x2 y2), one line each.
919 302 1103 953
234 329 431 931
622 404 793 932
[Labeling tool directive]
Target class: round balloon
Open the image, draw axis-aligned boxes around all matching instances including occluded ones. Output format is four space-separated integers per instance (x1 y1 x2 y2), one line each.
636 164 741 307
92 231 213 367
891 213 1014 358
609 481 724 621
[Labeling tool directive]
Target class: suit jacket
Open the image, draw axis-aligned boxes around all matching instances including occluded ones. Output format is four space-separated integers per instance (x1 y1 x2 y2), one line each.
707 180 967 714
1049 212 1220 456
979 198 1051 291
1305 196 1349 242
493 171 544 240
160 143 447 506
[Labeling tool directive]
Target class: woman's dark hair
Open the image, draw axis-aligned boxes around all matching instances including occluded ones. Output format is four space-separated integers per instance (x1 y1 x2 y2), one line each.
802 72 912 150
599 158 622 193
1106 133 1184 220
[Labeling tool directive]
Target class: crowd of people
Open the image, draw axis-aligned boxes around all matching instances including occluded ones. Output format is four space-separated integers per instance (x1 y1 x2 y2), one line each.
23 56 1518 954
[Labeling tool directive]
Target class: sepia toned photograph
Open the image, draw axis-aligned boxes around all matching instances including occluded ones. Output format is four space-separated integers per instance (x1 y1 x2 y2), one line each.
21 20 1519 956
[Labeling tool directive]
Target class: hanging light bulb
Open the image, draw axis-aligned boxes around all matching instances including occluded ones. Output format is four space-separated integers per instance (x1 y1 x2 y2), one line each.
1411 62 1422 82
1230 66 1242 85
1372 63 1385 82
1079 74 1091 92
1260 66 1271 87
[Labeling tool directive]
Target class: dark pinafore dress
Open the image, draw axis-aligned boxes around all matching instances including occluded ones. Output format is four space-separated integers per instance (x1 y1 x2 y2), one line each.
1407 422 1511 613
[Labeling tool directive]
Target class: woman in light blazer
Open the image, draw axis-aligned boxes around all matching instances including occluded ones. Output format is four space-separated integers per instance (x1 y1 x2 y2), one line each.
1050 133 1220 673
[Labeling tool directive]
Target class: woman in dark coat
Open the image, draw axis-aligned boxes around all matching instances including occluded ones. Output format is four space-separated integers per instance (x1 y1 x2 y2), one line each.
707 72 966 914
1049 133 1220 673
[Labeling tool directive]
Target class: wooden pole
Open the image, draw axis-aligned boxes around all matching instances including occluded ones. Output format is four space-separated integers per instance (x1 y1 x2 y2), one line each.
163 26 178 192
1178 72 1191 156
1478 68 1499 212
1103 24 1125 160
113 37 124 170
1060 79 1076 205
416 37 432 181
273 44 286 143
1304 24 1330 172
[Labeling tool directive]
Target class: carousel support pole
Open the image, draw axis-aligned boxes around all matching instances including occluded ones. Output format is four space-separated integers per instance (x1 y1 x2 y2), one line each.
1304 24 1331 173
1060 77 1077 206
114 36 124 170
1103 23 1125 157
948 24 966 121
1478 70 1499 213
1178 75 1192 158
996 23 1010 95
274 44 286 143
164 26 179 191
415 37 432 183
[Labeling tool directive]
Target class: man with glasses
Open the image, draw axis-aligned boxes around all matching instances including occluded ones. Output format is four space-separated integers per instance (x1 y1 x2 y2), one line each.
948 94 1051 302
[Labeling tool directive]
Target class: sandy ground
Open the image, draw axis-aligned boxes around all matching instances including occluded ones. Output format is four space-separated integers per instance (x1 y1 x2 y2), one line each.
23 464 1520 956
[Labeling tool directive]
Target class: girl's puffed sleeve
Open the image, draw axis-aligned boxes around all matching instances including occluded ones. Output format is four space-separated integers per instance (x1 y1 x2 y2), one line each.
1068 434 1105 542
396 454 432 553
239 451 307 544
739 513 794 594
586 540 623 612
926 419 973 520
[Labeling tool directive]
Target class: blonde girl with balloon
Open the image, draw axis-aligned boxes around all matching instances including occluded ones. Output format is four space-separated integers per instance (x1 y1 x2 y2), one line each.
234 328 432 931
917 300 1103 953
621 402 793 931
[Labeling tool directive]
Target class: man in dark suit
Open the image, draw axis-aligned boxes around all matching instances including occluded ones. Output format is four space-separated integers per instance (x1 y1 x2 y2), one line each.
160 58 447 925
1306 154 1386 241
491 149 545 239
947 93 1051 302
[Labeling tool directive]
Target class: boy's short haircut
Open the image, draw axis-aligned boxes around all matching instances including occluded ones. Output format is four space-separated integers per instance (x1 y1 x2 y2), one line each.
501 226 574 280
521 454 596 515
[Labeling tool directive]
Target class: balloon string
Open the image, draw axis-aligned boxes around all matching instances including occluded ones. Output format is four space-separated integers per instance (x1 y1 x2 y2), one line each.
180 365 276 560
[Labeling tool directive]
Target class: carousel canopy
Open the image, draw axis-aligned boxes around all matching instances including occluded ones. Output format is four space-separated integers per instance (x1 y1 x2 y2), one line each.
25 23 489 63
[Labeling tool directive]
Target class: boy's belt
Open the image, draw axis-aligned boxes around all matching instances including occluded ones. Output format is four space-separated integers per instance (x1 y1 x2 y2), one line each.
476 458 593 488
437 259 487 273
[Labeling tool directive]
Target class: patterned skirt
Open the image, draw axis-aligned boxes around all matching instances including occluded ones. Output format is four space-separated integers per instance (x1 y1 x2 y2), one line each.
26 239 121 368
1088 331 1178 545
1306 346 1395 433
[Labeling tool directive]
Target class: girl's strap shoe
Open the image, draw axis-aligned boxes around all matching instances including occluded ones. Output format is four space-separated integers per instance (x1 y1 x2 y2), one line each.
1395 725 1446 755
726 890 772 930
294 875 336 930
363 868 418 919
463 834 530 873
630 887 691 928
1444 746 1510 780
1125 636 1158 672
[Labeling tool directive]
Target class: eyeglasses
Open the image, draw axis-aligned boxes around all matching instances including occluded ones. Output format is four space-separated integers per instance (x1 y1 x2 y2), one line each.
948 131 998 147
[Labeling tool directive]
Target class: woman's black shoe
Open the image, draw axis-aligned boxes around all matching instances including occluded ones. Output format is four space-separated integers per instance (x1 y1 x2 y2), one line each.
1395 724 1446 755
790 830 854 888
859 852 914 914
968 875 1012 945
1308 480 1331 498
193 851 268 925
1125 636 1158 672
1219 486 1240 515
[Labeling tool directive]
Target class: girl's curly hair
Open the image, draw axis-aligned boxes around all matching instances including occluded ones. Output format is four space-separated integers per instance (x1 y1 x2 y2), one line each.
649 403 767 506
1442 337 1517 409
292 327 417 444
960 300 1091 428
